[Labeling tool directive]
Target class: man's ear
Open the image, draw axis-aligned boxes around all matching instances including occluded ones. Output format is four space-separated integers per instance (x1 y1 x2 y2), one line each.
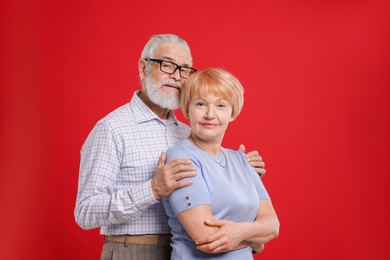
139 59 147 82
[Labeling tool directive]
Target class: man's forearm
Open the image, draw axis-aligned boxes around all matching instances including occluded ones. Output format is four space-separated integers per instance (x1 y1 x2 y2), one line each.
75 180 157 229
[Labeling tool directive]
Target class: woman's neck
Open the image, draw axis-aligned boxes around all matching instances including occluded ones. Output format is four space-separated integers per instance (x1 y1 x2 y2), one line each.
188 133 221 156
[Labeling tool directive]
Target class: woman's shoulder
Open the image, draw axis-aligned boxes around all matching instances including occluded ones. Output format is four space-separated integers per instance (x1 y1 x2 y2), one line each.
223 147 252 169
223 147 246 160
166 139 198 159
167 139 191 152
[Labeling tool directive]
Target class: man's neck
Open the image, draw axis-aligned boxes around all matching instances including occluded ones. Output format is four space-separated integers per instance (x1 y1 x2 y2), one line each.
138 91 171 120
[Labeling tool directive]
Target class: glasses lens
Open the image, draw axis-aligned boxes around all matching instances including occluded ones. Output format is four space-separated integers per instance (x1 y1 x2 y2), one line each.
159 60 196 79
179 68 191 79
182 68 197 79
160 61 177 74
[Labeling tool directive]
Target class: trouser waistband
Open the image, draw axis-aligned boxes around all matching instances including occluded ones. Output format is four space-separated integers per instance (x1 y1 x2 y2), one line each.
105 235 171 246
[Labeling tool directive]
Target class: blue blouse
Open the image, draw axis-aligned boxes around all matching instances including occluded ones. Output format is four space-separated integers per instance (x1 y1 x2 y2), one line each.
163 139 270 259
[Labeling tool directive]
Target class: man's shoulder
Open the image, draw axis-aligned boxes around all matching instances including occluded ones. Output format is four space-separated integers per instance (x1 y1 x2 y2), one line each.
175 120 191 132
98 102 135 127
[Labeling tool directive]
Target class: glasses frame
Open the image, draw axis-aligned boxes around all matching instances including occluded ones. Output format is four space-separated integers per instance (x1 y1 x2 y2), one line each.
144 58 197 79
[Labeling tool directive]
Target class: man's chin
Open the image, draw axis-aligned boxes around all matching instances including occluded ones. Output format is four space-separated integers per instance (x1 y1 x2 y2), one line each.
161 103 180 110
152 98 180 110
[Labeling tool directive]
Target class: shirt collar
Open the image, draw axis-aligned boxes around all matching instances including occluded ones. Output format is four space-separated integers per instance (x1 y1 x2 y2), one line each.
129 91 179 126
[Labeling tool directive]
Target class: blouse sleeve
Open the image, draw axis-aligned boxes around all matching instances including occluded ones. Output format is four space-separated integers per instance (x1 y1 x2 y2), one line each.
165 146 212 216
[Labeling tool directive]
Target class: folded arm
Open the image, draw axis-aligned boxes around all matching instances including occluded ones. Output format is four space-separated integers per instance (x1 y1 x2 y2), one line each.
196 200 279 253
177 203 271 253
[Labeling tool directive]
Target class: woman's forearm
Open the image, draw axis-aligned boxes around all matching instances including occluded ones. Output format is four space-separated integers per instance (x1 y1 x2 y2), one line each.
243 200 280 245
177 204 219 242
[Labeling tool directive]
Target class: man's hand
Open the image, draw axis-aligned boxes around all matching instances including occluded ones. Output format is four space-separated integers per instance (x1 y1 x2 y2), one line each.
151 152 196 200
239 144 266 177
195 219 247 253
250 243 265 254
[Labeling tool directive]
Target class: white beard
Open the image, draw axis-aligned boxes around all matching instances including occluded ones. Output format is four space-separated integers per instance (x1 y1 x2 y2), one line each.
144 76 182 110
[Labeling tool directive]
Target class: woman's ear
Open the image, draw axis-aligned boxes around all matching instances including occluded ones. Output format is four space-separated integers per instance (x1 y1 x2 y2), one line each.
230 111 236 122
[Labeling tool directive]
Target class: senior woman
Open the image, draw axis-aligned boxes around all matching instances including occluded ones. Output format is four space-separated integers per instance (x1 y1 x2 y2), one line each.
162 68 279 259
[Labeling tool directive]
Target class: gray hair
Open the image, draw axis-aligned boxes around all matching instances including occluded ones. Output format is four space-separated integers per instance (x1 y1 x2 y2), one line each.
140 34 192 65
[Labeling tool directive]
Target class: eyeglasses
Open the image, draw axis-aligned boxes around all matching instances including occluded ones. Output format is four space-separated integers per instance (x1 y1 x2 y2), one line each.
145 58 197 79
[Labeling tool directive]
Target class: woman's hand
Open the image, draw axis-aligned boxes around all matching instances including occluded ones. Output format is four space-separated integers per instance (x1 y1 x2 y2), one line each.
195 219 249 253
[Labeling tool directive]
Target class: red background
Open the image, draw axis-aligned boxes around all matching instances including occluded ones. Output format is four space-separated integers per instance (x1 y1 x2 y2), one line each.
1 0 389 259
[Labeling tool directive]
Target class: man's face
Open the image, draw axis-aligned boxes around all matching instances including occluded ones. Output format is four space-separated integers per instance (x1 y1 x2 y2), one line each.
143 43 192 110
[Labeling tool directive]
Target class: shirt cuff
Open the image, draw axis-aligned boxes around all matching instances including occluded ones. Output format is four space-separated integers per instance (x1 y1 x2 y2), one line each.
148 179 160 202
131 180 159 212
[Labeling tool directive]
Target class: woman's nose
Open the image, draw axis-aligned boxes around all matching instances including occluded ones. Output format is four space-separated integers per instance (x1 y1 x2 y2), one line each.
204 107 215 119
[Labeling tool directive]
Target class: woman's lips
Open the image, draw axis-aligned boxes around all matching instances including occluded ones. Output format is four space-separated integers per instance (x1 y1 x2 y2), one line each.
200 123 217 128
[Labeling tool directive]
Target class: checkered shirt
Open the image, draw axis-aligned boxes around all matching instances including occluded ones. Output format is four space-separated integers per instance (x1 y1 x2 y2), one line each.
75 91 190 235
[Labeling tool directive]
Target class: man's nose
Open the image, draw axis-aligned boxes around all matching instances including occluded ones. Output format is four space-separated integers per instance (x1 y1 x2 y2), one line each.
169 68 181 81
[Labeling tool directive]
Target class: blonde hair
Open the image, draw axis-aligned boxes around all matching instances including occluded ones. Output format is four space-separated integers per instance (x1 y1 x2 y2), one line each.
181 68 244 119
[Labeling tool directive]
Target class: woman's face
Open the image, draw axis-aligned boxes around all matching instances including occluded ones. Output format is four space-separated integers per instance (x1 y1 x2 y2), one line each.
188 93 234 143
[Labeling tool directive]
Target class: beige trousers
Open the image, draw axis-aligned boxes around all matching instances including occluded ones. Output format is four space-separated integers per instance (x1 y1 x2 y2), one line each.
101 241 172 260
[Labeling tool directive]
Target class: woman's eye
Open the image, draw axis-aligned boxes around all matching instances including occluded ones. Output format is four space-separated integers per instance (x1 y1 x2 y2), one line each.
196 102 206 107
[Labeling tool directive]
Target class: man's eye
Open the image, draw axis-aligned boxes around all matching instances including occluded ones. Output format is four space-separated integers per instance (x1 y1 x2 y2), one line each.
180 68 190 74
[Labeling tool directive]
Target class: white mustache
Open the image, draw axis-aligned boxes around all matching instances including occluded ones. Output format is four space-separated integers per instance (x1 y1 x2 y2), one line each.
161 80 182 89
